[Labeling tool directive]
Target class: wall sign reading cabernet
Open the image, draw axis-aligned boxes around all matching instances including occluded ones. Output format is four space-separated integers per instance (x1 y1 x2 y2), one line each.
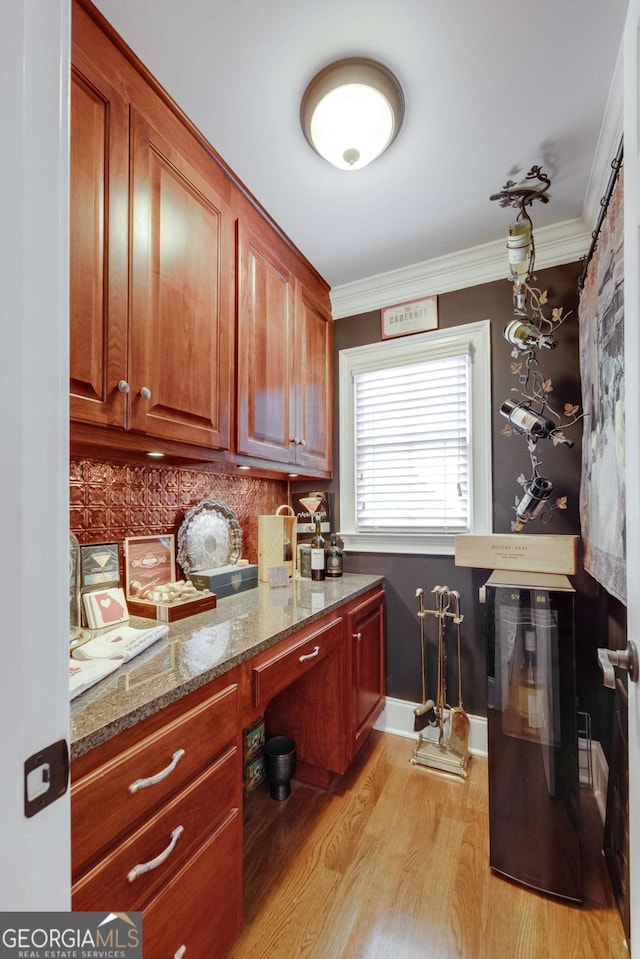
381 294 438 339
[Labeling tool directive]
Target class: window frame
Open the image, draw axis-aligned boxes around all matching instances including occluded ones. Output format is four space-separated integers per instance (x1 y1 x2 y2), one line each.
338 318 493 555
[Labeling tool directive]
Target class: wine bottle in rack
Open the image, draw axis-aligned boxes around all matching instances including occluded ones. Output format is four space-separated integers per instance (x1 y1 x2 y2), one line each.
500 399 574 447
504 318 557 352
513 476 554 531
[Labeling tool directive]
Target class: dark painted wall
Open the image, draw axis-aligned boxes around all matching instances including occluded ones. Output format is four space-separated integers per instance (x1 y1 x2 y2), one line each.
326 261 621 748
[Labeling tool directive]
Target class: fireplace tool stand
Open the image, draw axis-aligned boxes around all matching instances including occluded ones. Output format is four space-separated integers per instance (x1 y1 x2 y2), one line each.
410 585 470 779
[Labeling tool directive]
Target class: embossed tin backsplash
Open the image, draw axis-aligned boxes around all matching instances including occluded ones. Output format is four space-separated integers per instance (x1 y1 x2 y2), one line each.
70 457 288 566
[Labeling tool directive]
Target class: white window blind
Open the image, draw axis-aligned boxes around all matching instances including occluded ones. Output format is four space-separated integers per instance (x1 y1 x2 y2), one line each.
339 319 492 555
353 353 471 534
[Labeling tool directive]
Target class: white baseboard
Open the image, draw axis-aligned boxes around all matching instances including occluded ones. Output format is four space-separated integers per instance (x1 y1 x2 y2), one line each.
374 696 488 757
376 698 609 821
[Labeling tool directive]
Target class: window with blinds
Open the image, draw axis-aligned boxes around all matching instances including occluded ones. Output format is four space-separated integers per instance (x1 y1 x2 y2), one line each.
339 319 492 555
353 353 470 533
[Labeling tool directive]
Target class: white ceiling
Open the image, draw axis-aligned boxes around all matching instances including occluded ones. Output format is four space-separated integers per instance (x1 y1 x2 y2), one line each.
92 0 627 297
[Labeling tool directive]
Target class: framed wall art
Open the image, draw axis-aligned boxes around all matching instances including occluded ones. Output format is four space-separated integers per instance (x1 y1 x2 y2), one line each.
381 294 438 340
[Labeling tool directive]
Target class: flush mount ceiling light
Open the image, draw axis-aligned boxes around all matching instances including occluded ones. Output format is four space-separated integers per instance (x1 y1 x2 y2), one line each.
300 57 405 171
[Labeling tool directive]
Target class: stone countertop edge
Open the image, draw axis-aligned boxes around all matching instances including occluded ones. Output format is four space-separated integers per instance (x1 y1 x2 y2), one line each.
70 573 384 760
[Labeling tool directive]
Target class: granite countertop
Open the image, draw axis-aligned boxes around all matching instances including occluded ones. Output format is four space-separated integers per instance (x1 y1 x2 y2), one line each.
70 572 384 759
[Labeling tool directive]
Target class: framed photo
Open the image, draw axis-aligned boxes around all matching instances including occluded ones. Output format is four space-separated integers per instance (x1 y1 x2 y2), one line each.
381 294 438 340
80 542 120 589
124 534 176 600
290 490 331 535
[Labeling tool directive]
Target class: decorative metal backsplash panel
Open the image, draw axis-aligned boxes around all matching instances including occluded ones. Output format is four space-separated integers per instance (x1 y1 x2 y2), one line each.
70 458 288 567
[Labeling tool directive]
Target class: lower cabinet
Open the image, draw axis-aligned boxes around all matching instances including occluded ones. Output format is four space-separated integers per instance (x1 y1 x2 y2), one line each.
71 585 385 958
143 808 242 959
71 677 242 959
346 587 387 760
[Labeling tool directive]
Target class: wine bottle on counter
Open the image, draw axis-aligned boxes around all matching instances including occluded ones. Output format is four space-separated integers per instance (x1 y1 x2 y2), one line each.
325 534 343 578
500 399 574 447
513 475 554 531
310 514 326 581
504 318 557 352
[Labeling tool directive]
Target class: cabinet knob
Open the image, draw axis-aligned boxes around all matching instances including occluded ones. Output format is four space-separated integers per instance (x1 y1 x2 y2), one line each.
353 632 362 642
118 380 130 394
174 947 186 959
140 386 152 400
299 438 306 447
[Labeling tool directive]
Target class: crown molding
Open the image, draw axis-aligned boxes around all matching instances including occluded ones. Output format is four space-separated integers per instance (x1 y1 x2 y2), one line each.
330 217 590 319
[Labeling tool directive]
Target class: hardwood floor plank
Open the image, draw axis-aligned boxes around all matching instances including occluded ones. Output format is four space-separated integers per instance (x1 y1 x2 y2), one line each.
228 732 627 959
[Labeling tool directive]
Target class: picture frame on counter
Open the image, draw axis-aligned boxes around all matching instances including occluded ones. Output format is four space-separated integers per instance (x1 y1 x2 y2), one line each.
80 542 120 590
124 533 176 600
381 294 438 340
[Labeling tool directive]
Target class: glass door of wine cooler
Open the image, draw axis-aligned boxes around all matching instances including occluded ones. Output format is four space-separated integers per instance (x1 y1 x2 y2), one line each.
486 584 581 902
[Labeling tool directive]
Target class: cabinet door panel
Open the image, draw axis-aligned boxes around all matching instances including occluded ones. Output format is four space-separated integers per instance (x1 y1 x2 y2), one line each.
69 50 128 426
348 589 386 756
129 108 233 449
237 223 294 462
294 283 332 472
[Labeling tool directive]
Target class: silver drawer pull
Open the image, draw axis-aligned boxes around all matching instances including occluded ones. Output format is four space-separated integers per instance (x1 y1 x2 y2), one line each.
127 825 184 883
299 645 320 662
128 749 186 794
174 948 186 959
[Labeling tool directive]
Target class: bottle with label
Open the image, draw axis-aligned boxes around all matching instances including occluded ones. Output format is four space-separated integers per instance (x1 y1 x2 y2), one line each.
513 475 554 531
517 628 545 729
504 318 557 352
500 399 574 448
506 219 532 281
310 515 325 581
325 534 343 578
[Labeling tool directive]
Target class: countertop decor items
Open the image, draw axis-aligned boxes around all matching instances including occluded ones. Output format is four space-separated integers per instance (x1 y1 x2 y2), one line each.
177 499 243 574
70 572 384 758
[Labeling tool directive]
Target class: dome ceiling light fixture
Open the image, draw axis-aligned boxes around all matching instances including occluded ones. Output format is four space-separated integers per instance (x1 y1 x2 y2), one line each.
300 57 405 171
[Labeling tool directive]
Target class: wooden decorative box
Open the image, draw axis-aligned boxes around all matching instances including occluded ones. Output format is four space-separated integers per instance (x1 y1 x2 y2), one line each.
127 591 217 623
454 534 578 575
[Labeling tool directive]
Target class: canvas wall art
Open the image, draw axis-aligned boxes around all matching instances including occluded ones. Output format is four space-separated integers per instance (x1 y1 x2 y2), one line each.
578 165 626 603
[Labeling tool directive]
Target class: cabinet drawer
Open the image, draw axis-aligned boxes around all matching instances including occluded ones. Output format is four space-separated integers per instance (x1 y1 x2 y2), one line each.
73 682 238 875
72 745 239 912
252 616 343 707
143 808 243 959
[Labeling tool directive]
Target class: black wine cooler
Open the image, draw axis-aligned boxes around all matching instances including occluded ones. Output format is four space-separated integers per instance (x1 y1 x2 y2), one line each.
485 577 581 902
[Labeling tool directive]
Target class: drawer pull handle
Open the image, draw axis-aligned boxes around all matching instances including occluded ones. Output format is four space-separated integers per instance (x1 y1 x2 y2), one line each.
174 948 186 959
128 748 186 794
127 825 184 883
299 645 320 662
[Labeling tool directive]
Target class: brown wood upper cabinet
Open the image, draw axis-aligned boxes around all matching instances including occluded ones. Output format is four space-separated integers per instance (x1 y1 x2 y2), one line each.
70 30 233 451
237 221 333 473
70 0 333 475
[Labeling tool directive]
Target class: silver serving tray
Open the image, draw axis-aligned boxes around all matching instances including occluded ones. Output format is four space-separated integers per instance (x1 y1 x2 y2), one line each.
177 499 243 574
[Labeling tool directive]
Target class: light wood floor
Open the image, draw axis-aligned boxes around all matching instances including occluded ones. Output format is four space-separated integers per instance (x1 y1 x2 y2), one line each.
228 731 628 959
